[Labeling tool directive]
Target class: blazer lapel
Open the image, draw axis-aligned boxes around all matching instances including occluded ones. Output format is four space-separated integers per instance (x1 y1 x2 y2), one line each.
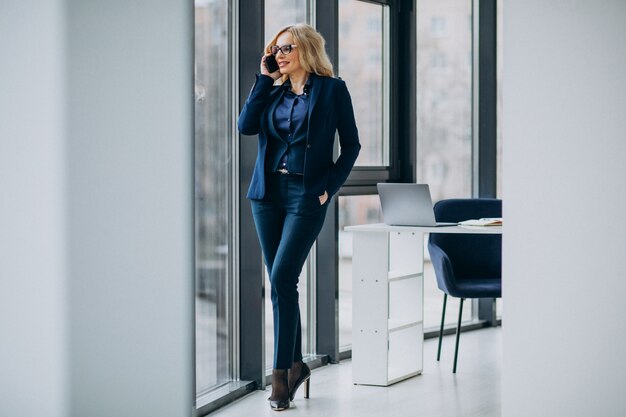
306 74 324 136
262 86 287 142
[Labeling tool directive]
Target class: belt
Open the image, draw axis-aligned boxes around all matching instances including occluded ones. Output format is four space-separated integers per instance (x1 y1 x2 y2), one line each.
276 168 303 176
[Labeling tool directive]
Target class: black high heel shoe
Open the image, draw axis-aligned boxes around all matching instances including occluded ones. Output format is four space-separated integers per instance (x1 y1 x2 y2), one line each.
288 362 311 401
269 397 290 411
269 369 290 411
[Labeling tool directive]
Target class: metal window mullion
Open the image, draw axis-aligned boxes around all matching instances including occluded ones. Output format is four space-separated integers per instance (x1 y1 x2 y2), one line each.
314 0 340 364
471 299 479 322
473 0 499 326
471 0 481 323
478 297 497 325
230 0 241 384
382 5 391 166
305 0 317 360
473 0 498 198
471 0 480 198
307 0 316 27
238 0 266 388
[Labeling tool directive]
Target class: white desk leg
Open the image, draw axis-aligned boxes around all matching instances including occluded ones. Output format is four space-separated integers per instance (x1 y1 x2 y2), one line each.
387 231 424 382
352 230 425 386
352 231 390 386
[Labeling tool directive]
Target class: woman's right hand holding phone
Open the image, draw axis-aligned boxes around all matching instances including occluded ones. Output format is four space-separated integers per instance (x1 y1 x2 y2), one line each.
261 53 281 80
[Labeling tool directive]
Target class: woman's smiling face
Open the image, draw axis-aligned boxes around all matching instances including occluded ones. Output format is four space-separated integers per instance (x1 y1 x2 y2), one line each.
275 32 301 76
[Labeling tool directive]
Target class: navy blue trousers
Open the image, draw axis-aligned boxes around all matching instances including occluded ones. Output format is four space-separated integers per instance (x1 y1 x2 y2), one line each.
251 173 328 369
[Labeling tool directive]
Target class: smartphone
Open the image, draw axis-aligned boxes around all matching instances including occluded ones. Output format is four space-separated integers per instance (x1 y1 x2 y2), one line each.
265 54 280 73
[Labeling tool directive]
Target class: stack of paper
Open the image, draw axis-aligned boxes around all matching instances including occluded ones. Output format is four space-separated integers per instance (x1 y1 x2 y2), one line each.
458 217 503 226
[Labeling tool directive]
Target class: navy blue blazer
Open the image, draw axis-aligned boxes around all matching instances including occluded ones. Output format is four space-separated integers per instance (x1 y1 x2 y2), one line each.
238 73 361 200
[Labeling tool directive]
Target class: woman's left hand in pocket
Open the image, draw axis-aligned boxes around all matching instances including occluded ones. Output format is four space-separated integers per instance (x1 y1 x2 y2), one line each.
319 191 329 205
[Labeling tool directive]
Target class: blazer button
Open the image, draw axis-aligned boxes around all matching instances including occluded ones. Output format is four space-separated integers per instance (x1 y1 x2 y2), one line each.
306 144 311 148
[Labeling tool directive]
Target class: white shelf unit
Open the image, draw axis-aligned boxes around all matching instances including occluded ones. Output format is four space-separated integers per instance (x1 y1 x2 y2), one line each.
351 230 424 386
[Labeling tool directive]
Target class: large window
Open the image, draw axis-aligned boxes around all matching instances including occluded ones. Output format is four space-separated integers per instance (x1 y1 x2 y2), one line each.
417 0 474 329
194 0 233 396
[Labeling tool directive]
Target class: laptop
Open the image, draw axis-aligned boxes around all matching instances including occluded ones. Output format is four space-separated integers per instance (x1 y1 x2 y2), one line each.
377 183 456 227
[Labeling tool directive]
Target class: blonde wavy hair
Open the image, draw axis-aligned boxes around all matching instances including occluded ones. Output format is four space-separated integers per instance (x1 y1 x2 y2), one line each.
265 23 334 83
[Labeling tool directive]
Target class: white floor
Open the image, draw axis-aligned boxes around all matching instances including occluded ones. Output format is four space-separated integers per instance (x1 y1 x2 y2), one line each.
209 327 501 417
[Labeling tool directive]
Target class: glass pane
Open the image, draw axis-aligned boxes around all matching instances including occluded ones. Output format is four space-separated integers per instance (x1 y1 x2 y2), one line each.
194 0 232 393
416 0 472 201
337 195 384 351
265 0 307 43
417 0 474 330
339 0 389 167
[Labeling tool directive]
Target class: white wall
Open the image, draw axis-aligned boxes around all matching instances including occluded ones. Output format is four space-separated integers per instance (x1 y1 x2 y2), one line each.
0 1 194 416
0 1 68 416
502 1 626 416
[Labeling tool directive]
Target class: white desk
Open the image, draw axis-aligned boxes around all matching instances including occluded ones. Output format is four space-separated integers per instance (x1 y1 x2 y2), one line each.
344 223 502 386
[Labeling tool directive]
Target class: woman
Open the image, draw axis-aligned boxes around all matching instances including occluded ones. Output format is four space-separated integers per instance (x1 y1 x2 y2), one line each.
238 23 360 411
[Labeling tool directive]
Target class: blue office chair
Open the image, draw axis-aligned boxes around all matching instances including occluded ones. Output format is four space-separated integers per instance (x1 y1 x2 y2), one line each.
427 198 502 373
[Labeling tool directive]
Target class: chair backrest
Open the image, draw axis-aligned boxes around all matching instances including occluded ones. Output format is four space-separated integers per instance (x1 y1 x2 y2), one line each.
429 199 502 280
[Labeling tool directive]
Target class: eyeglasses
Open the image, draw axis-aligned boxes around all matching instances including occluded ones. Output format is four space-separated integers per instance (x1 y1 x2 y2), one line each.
270 44 297 56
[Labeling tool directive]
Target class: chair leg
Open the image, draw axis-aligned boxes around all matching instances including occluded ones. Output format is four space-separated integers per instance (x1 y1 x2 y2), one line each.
453 298 464 373
437 293 448 361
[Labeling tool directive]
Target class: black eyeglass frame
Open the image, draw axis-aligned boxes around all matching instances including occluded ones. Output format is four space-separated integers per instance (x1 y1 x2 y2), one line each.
270 44 298 56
